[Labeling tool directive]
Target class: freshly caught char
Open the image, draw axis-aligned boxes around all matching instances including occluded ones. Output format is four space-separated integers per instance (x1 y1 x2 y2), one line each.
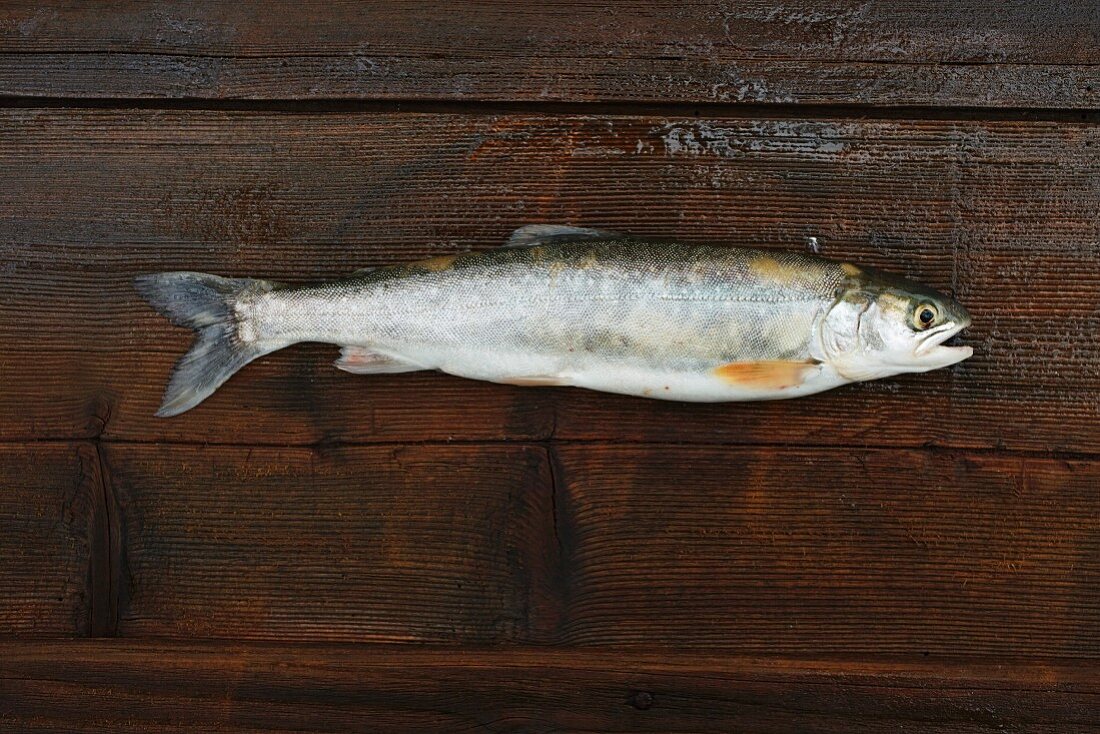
135 225 973 417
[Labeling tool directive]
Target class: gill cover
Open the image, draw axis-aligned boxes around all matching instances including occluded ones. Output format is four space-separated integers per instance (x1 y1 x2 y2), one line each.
817 275 972 382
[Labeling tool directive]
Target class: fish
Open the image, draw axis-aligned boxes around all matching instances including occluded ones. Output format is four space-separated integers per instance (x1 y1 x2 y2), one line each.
135 225 973 417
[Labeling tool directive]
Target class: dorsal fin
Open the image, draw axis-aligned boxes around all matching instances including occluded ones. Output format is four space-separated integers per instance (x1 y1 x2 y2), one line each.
504 224 621 248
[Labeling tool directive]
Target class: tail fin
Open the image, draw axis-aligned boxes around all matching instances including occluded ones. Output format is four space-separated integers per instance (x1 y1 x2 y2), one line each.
134 272 280 417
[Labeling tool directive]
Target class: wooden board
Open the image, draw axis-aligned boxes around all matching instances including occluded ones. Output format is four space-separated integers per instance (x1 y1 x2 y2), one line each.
0 443 100 636
101 443 558 643
36 440 1093 656
554 445 1100 657
2 642 1098 733
0 110 1096 452
0 2 1097 107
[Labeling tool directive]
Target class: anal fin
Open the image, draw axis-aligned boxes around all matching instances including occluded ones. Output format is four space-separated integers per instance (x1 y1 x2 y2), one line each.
498 374 567 387
335 346 423 375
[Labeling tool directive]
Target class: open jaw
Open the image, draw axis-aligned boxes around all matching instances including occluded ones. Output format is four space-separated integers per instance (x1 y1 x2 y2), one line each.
914 321 973 367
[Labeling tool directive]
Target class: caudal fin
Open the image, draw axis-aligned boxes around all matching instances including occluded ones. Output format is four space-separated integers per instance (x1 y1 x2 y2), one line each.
134 272 279 417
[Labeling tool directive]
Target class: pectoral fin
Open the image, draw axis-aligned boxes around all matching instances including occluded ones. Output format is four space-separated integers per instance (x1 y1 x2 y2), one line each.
335 346 423 375
714 360 820 390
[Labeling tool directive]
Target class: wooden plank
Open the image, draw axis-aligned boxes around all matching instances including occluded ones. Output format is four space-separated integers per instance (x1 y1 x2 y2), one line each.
555 445 1100 657
1 642 1098 733
0 443 100 636
0 1 1097 107
0 110 1096 451
101 443 559 643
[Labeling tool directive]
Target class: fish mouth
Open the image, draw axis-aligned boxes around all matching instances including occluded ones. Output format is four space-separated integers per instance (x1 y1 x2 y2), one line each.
914 320 973 366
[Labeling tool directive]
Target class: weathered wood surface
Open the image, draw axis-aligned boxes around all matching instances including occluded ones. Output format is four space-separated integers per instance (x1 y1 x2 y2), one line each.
554 445 1100 656
0 443 100 636
3 642 1098 733
2 2 1098 730
1 110 1096 452
102 443 557 643
90 442 1100 657
0 1 1097 107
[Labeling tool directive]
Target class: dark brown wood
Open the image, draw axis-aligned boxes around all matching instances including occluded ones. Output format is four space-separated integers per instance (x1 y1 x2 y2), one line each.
0 2 1097 107
0 110 1096 452
554 445 1100 657
2 641 1098 733
46 440 1097 657
0 443 99 636
2 4 1098 729
101 442 559 643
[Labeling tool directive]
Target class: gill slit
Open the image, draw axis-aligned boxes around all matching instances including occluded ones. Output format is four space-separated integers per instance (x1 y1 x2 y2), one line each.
854 297 871 339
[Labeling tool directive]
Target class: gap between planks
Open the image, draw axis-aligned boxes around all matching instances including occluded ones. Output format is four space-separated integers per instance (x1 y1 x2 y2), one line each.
17 436 1100 462
0 96 1098 124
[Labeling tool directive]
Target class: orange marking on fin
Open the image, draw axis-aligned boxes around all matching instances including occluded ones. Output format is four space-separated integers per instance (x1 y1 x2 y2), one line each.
714 360 818 390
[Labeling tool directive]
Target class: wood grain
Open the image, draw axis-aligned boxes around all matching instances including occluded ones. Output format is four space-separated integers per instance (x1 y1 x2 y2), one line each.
554 445 1100 657
101 443 559 643
0 1 1097 107
0 110 1096 452
0 443 100 636
82 439 1100 657
2 641 1098 733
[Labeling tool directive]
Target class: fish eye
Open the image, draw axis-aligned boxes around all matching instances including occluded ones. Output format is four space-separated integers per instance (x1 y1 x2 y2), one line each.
914 304 938 330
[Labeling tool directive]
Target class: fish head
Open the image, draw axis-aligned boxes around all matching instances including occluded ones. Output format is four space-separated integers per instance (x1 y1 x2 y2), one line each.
819 268 972 382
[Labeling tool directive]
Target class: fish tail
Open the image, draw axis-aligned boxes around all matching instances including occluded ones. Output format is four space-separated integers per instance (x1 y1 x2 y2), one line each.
134 271 281 417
